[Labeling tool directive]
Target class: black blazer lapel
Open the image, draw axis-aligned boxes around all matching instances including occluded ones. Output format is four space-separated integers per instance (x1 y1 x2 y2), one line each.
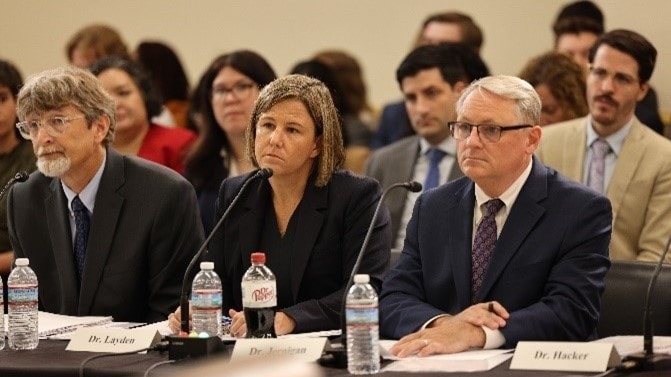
289 182 326 301
78 151 124 315
239 180 269 273
477 160 547 302
45 179 79 315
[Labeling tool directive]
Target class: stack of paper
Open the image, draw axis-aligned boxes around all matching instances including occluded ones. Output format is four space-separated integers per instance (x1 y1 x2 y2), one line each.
379 340 513 372
37 311 113 339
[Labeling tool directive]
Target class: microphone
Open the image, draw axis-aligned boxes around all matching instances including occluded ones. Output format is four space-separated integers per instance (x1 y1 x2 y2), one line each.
169 167 272 360
0 171 29 200
623 233 671 371
319 180 422 368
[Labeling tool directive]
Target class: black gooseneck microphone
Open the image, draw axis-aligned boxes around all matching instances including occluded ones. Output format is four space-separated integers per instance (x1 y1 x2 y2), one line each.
0 171 29 200
168 167 272 360
320 180 422 368
623 232 671 371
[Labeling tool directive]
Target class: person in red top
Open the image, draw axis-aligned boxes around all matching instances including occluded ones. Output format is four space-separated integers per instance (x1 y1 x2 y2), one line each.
90 57 195 174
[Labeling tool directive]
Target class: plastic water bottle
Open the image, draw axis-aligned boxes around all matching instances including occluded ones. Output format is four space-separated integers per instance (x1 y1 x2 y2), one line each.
346 274 380 374
241 252 276 338
0 276 4 350
191 262 222 337
8 258 39 350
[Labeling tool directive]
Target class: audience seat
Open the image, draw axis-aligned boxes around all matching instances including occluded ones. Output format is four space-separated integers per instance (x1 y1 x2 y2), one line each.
597 260 671 338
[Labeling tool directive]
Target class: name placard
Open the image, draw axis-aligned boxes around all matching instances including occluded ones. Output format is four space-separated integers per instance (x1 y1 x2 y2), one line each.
510 341 620 372
66 327 161 353
231 338 327 362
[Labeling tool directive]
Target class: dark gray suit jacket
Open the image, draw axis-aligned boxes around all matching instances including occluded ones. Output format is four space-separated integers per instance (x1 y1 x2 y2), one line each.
207 170 391 333
365 135 463 243
7 149 204 323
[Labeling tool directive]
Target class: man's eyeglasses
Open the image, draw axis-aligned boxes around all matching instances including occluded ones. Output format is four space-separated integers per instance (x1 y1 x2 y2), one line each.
448 121 533 143
16 115 86 140
212 82 257 100
589 66 639 87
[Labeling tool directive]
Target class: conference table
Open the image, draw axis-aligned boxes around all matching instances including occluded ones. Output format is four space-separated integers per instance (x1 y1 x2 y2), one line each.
0 340 668 377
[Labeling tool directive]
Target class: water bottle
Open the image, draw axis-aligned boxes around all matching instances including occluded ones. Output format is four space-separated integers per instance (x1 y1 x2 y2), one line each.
191 261 222 337
0 276 4 350
346 274 380 374
8 258 39 350
241 252 276 338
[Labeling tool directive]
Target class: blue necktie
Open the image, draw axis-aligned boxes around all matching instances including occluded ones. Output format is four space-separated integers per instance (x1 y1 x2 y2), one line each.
424 148 447 190
72 196 90 283
471 199 504 303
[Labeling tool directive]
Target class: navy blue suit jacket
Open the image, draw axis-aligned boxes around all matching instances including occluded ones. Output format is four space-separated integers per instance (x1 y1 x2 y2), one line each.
379 158 611 347
371 101 413 149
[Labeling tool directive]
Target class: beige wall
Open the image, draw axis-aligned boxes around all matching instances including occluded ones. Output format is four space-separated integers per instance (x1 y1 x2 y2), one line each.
3 0 670 113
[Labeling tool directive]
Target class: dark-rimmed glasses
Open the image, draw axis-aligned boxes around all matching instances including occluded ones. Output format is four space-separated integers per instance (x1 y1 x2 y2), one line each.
16 115 86 140
212 82 257 100
448 121 533 143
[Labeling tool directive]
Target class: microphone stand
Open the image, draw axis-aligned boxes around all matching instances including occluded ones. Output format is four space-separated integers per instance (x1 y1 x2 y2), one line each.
623 232 671 370
319 181 421 368
0 171 29 200
168 168 272 360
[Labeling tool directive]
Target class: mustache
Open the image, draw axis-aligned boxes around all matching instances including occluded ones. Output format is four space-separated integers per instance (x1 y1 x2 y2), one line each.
594 94 618 107
37 146 65 156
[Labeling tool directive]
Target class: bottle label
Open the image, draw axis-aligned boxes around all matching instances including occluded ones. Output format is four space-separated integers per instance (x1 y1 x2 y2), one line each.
191 289 222 309
346 306 378 325
242 281 277 308
8 285 38 304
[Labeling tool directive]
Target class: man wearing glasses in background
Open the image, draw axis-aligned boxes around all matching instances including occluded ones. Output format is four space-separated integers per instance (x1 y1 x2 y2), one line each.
537 29 671 263
7 66 204 323
379 75 612 356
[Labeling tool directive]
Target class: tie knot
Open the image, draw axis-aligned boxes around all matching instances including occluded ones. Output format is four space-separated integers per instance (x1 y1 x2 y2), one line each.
591 138 611 157
482 199 504 217
72 196 87 213
426 148 447 165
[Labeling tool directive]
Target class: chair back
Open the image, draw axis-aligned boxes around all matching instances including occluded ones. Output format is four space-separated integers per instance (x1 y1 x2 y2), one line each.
597 260 671 338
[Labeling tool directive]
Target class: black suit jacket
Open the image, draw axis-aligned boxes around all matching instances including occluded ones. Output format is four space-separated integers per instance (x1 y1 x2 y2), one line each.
7 149 204 322
207 170 391 333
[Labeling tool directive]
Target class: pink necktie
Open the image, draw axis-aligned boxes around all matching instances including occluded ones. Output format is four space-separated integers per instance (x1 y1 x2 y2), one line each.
587 138 611 193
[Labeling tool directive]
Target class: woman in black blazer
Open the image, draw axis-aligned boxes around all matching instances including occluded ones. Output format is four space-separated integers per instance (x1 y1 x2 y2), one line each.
170 74 391 335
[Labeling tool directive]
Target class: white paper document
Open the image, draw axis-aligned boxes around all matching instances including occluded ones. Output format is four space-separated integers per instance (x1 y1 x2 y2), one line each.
37 311 113 339
137 320 341 340
594 336 671 357
379 339 513 372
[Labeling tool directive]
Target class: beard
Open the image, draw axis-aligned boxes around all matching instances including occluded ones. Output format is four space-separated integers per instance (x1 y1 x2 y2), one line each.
36 146 71 177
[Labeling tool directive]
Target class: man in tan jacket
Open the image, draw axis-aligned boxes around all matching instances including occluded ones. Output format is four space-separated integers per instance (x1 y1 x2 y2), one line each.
536 29 671 262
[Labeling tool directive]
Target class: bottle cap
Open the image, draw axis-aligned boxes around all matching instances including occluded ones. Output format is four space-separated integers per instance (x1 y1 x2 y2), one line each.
251 252 266 264
15 258 29 267
353 274 369 284
200 261 214 270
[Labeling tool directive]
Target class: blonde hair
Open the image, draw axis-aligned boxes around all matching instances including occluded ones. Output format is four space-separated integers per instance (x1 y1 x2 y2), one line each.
246 74 345 187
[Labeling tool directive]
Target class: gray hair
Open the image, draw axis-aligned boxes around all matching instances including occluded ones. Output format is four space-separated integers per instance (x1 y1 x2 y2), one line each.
17 66 116 146
456 75 541 125
246 74 345 187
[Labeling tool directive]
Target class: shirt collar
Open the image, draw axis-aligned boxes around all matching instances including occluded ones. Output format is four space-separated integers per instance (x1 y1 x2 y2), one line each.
585 115 632 157
419 136 456 156
474 158 533 212
62 150 107 213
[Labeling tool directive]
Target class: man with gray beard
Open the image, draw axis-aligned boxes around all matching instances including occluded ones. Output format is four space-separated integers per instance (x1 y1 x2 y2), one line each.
6 66 204 323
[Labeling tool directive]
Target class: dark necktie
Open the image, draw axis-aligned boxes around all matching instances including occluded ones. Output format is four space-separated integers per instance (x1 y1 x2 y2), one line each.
587 138 611 194
72 196 90 283
471 198 504 303
424 148 447 190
